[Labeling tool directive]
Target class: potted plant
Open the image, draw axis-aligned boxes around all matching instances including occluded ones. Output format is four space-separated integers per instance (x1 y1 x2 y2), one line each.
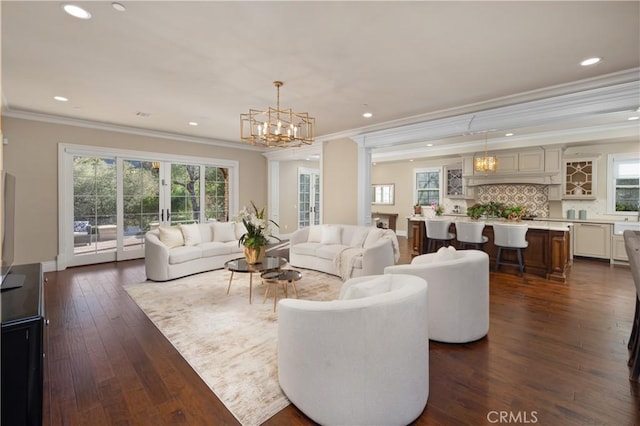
485 201 505 218
501 205 527 221
466 203 485 220
432 202 444 216
235 201 279 264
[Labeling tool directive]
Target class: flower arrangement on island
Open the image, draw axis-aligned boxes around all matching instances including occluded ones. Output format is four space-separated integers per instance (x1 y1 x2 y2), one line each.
466 202 527 221
431 202 444 216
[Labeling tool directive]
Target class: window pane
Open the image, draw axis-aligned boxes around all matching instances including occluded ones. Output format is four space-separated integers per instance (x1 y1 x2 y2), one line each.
615 186 640 211
205 166 229 221
415 169 440 205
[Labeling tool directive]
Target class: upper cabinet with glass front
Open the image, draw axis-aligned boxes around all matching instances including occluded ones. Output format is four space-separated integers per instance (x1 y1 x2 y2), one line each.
563 157 597 199
445 165 464 198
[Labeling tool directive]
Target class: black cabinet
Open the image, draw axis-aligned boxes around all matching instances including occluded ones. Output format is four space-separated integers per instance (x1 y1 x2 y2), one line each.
2 263 44 426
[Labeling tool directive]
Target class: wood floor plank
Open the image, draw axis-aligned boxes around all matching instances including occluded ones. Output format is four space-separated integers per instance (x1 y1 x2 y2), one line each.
42 240 640 425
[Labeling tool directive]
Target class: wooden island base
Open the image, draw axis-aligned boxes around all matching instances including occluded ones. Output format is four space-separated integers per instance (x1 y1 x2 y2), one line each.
409 220 571 282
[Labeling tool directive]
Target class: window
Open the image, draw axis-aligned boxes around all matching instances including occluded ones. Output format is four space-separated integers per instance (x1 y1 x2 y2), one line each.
414 168 441 205
372 184 394 205
608 153 640 213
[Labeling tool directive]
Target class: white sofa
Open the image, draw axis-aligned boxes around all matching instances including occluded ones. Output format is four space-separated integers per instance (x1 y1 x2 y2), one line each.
144 221 247 281
289 224 399 280
385 247 490 343
278 274 429 426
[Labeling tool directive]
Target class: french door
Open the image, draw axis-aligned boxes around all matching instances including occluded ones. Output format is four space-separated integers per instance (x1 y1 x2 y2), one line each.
59 145 237 269
298 167 320 228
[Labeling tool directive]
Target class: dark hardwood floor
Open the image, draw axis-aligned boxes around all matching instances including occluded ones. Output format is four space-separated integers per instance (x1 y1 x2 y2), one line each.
42 238 640 425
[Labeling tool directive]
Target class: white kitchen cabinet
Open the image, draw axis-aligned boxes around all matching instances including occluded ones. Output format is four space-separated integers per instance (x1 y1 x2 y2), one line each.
494 152 518 174
518 149 545 172
563 157 597 199
461 156 475 198
548 185 563 201
573 223 611 259
611 235 628 261
445 164 464 198
544 148 562 174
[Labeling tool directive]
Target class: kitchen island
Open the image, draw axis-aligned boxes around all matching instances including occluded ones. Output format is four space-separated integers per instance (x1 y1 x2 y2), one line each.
407 216 572 283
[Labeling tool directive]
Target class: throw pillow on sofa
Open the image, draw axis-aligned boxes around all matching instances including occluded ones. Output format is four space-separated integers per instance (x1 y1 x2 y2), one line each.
235 221 248 240
158 226 184 248
308 225 324 243
180 223 202 246
213 222 237 242
320 225 342 245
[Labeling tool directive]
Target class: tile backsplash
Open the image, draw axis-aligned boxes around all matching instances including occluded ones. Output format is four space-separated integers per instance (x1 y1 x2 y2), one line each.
476 184 549 218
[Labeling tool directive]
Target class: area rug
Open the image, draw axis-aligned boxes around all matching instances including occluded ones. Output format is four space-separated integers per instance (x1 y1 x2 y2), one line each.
124 267 342 425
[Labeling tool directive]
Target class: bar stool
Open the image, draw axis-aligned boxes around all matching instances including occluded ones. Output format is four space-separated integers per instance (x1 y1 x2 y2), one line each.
623 230 640 381
425 219 455 253
493 223 528 276
455 221 488 250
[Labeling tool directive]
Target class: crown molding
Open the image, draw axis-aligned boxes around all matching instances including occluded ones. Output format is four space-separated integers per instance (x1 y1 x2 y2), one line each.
371 120 640 163
354 79 639 149
2 108 264 152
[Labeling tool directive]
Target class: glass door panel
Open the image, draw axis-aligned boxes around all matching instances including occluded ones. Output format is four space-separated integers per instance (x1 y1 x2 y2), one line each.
298 168 320 228
72 155 117 261
120 160 160 257
298 173 311 227
313 172 320 225
170 164 201 225
63 148 235 267
204 166 229 221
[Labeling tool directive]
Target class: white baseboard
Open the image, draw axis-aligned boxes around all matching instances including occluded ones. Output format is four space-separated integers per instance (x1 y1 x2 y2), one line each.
41 260 58 273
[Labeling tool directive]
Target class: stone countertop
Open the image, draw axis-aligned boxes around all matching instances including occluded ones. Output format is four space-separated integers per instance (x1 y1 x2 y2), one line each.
406 215 571 231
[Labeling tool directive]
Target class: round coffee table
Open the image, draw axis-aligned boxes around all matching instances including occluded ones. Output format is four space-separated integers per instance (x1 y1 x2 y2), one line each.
224 256 287 304
260 269 302 312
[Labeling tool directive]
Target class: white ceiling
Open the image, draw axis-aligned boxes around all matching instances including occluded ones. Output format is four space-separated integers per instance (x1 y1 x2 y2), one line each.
2 1 640 154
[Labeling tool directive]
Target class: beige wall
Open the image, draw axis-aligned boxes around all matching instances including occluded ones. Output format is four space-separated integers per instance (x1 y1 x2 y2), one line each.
278 160 319 234
372 157 462 234
2 116 268 264
323 138 358 225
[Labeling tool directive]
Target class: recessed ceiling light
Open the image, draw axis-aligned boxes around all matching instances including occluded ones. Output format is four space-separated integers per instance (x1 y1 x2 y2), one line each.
54 96 69 102
136 111 151 117
505 132 514 137
362 112 373 118
112 2 126 12
188 122 198 126
426 143 433 147
580 57 601 66
409 159 414 162
628 116 639 121
372 162 377 166
63 4 92 19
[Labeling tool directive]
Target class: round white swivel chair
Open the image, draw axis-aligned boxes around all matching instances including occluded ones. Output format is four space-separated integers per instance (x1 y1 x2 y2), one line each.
455 221 488 250
425 219 455 253
493 223 529 276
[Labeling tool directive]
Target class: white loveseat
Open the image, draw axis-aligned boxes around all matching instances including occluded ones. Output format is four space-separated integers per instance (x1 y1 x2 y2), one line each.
278 273 429 426
289 224 400 280
144 221 247 281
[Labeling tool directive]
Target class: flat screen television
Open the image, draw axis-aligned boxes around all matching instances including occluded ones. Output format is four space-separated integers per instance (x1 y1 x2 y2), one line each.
1 171 18 288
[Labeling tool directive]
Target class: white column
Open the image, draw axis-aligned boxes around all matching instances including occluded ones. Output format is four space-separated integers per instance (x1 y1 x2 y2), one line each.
355 139 372 227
